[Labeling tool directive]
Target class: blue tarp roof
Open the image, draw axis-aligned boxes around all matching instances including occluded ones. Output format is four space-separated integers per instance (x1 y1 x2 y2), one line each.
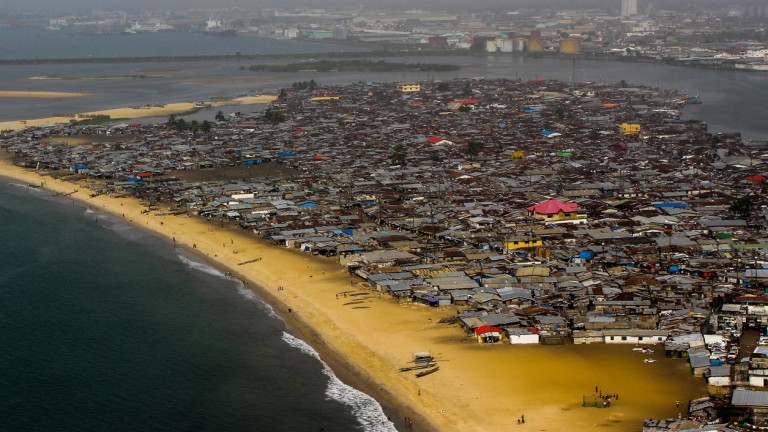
540 130 553 135
653 202 690 208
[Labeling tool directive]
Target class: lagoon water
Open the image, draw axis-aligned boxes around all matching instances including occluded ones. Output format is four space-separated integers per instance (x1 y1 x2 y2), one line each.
2 26 768 139
0 181 396 432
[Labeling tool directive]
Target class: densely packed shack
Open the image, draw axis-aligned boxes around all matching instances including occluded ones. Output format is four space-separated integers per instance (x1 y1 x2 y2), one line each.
3 78 768 429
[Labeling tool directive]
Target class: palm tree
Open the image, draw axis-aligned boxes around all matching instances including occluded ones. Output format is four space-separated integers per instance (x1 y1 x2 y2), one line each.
189 120 199 137
167 114 177 130
201 120 212 138
215 110 226 122
391 144 406 166
174 118 187 133
466 140 484 159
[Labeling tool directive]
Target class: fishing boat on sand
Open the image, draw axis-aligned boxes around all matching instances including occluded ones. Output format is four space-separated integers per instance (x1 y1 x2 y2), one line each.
410 351 434 363
416 366 439 377
399 363 435 372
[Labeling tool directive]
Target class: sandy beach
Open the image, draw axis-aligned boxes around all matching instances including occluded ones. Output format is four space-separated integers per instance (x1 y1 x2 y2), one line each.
0 154 707 432
0 95 276 132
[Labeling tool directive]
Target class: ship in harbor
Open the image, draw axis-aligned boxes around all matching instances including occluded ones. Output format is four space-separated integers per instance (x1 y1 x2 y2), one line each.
203 14 237 37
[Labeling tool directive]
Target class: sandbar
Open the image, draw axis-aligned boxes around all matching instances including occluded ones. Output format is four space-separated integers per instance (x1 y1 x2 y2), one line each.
0 91 93 98
0 153 707 432
0 95 277 132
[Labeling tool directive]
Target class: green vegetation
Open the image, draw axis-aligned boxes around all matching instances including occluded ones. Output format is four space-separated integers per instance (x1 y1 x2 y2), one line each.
292 80 319 91
391 144 407 166
264 107 287 124
730 196 754 218
247 59 460 73
167 114 189 132
465 140 484 159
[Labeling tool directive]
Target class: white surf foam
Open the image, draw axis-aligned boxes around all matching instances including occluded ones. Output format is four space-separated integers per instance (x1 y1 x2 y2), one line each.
176 253 226 278
235 283 257 301
280 332 397 432
8 182 44 193
254 294 280 319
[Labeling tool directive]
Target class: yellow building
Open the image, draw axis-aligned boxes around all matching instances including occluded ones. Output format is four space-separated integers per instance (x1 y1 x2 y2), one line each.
620 123 641 134
310 96 340 101
559 38 581 54
527 38 544 52
505 237 543 250
509 151 525 159
396 83 421 92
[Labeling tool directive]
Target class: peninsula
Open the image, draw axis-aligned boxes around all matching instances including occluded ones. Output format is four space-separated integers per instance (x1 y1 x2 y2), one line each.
3 77 766 432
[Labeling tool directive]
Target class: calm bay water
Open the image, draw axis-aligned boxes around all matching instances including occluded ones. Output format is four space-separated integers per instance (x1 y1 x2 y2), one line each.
0 26 365 60
0 181 396 432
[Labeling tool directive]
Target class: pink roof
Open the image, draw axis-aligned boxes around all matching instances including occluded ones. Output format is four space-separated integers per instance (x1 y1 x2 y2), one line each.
526 199 580 215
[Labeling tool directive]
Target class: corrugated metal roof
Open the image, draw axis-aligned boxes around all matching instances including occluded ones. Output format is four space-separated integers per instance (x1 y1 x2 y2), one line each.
732 389 768 407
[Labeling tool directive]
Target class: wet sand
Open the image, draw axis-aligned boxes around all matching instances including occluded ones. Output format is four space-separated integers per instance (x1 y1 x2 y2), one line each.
0 95 276 131
0 155 707 432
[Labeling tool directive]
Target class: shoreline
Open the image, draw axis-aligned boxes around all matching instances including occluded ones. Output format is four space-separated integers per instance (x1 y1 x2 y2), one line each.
0 156 435 432
0 95 277 131
0 154 708 432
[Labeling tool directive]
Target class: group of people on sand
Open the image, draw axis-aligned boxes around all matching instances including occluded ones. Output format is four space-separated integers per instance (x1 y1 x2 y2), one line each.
517 414 525 424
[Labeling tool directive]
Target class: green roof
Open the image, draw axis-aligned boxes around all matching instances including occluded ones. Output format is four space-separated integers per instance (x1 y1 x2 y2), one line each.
733 244 768 249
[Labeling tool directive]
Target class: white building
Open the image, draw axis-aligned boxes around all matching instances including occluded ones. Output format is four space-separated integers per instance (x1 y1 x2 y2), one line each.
621 0 638 17
603 329 668 344
506 328 540 344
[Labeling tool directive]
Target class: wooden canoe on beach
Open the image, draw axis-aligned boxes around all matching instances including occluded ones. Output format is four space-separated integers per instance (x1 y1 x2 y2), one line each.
399 363 435 372
415 366 439 378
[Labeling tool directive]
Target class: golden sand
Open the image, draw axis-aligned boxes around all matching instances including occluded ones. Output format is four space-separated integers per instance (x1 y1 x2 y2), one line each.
0 91 93 98
0 157 707 432
0 95 277 132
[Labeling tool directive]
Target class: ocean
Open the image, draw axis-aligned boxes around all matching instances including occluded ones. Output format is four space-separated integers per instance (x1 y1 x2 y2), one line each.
0 181 397 432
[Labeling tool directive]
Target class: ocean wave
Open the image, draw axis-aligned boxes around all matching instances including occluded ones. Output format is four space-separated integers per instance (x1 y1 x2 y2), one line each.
254 295 280 319
176 254 281 319
176 254 226 278
8 182 44 193
234 283 256 301
280 332 397 432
